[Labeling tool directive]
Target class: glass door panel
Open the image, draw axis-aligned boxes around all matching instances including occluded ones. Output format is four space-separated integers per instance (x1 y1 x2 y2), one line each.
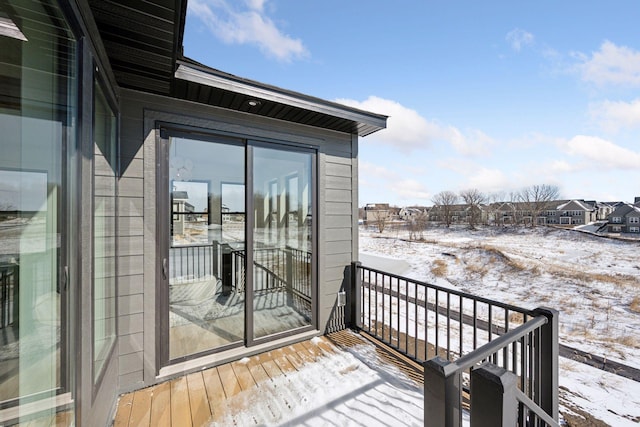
252 146 313 339
168 137 245 360
0 0 76 410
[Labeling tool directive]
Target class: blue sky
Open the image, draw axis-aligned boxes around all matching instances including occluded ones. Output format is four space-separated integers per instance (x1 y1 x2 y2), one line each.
184 0 640 206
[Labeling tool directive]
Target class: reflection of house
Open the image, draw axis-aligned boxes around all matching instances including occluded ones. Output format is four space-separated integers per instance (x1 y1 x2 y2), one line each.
1 1 387 425
171 191 195 235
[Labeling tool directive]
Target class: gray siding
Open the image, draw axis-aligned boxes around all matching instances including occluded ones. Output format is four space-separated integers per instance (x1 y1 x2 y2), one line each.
117 88 358 391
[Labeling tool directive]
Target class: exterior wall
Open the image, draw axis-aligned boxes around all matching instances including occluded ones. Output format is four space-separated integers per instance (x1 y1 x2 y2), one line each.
117 88 357 392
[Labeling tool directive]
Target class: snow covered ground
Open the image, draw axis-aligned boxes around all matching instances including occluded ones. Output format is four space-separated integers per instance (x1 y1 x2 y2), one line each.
211 338 429 427
360 225 640 426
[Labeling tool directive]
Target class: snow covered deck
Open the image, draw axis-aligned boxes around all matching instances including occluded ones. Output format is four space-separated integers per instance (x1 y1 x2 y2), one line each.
112 330 425 426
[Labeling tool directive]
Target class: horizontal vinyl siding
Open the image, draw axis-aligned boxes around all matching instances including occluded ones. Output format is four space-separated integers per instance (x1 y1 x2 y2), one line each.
117 95 146 390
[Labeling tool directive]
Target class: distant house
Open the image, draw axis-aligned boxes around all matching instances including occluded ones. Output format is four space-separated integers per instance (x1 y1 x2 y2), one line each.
607 201 640 233
399 207 426 220
554 200 597 225
364 203 391 222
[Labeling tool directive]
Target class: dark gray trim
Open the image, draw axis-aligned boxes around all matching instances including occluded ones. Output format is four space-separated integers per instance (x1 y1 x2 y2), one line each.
175 62 387 137
245 144 255 347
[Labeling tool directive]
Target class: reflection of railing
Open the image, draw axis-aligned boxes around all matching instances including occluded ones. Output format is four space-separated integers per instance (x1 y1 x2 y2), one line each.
169 244 215 282
169 242 312 307
347 262 559 427
0 263 18 329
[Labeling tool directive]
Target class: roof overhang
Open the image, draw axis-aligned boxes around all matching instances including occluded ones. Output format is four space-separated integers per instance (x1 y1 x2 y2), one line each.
88 0 387 137
174 59 387 137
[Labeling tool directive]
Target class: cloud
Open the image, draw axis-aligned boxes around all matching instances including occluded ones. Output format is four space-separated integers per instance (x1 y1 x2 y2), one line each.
559 135 640 170
188 0 308 62
506 29 534 52
574 41 640 87
467 168 510 193
589 98 640 133
389 179 431 201
335 96 494 156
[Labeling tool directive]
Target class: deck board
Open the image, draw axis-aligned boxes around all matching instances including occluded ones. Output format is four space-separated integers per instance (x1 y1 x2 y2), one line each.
230 361 256 391
186 373 211 427
217 363 242 398
201 367 226 421
113 391 134 426
149 381 171 427
111 330 422 426
170 376 192 427
128 386 153 426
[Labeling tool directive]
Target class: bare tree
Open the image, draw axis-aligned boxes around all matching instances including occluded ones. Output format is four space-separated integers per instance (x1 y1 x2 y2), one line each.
370 210 390 233
407 211 429 240
459 188 486 229
432 191 458 227
518 184 560 227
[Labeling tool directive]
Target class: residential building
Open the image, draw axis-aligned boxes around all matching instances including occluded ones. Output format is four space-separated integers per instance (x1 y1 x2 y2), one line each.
0 1 387 425
607 201 640 233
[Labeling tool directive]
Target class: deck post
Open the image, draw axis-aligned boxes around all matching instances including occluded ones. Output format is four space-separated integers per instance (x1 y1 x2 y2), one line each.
532 307 559 422
470 363 518 426
347 261 362 329
221 243 232 295
424 357 461 427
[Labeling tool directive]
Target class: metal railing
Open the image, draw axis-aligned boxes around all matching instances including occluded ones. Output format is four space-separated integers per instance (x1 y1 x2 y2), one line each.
0 263 18 329
348 262 559 427
169 242 312 307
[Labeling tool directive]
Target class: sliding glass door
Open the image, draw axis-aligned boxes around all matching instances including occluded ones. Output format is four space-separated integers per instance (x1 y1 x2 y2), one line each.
166 136 245 360
161 131 315 362
250 145 314 340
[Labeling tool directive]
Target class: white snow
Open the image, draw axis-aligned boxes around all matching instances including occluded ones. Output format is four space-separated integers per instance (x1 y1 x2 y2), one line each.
210 342 428 426
360 225 640 426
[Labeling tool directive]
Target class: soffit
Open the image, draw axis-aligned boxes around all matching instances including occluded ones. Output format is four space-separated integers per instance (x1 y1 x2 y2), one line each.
174 59 387 137
88 0 185 95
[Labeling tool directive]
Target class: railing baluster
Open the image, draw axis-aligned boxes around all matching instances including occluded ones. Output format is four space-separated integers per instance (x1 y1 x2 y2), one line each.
446 292 451 360
435 289 439 357
459 295 463 358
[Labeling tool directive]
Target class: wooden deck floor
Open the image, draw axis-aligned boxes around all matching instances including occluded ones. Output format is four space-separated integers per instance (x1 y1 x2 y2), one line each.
113 330 423 427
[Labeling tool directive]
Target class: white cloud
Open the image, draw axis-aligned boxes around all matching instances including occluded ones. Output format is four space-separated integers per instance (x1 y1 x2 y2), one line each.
467 168 510 193
335 96 494 156
188 0 308 62
359 161 398 181
575 41 640 87
589 98 640 133
559 135 640 170
506 29 534 52
389 179 431 201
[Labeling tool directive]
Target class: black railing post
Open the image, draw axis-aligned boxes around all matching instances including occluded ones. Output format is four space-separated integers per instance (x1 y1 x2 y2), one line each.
212 240 219 277
285 246 294 302
221 243 232 295
532 307 559 423
347 261 362 329
424 357 461 427
470 363 518 426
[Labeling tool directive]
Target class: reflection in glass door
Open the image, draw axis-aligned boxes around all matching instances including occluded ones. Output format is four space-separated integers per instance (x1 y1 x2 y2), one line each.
167 137 245 360
251 146 314 340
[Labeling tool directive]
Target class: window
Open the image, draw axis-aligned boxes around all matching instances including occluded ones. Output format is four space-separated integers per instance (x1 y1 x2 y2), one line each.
629 217 639 224
612 217 622 223
630 227 639 233
93 78 117 383
0 0 77 412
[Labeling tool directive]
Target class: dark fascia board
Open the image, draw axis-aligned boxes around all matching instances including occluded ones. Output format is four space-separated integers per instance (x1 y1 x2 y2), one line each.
174 58 388 137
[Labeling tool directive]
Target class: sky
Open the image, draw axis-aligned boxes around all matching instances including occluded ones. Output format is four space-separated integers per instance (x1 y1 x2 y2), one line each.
183 0 640 207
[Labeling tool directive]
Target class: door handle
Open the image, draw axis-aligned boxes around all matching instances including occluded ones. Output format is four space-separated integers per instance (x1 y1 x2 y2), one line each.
162 258 168 280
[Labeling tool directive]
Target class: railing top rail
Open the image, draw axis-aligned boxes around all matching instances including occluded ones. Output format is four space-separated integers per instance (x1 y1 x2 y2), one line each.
171 243 216 249
436 315 548 376
357 263 534 315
